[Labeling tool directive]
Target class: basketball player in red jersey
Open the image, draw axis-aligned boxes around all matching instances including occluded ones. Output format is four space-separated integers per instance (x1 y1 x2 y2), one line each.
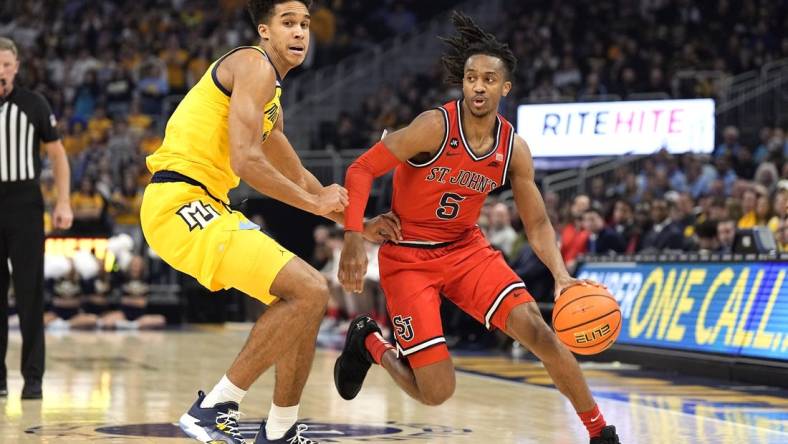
334 13 620 444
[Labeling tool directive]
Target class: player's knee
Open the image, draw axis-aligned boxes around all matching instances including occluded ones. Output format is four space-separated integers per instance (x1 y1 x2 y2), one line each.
417 369 455 406
508 304 558 354
420 380 455 406
301 271 329 315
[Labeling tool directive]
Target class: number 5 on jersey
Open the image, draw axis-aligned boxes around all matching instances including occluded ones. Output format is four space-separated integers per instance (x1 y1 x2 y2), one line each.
436 192 466 220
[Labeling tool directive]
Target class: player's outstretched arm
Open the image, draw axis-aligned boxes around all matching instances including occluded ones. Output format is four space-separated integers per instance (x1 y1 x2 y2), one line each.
508 136 599 299
227 51 346 216
261 127 345 218
262 125 401 240
261 127 310 189
339 110 445 293
265 115 339 213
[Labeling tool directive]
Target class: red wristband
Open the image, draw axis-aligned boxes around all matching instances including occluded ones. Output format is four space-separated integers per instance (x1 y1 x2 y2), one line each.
344 141 400 232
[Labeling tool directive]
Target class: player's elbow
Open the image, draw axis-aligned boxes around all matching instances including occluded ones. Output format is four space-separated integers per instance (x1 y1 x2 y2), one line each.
345 160 365 179
524 213 551 237
344 161 375 191
229 146 259 179
295 172 309 190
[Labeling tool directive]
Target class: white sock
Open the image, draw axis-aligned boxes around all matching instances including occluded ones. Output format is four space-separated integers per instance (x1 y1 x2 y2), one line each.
201 375 247 408
265 403 299 439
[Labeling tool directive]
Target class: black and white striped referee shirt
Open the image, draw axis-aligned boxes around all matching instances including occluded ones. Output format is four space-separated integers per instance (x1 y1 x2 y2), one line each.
0 86 59 184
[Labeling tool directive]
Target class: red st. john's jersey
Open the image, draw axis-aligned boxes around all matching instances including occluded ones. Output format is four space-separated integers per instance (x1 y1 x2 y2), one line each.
391 100 516 242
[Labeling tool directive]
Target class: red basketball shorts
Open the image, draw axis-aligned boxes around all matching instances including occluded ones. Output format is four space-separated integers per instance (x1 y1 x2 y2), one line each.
378 227 534 369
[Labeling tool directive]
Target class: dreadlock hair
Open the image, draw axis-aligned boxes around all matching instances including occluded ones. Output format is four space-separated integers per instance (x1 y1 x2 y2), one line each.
248 0 313 25
440 11 518 86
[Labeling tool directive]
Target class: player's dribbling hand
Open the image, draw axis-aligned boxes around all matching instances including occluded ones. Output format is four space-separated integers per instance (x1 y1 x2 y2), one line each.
553 276 606 301
338 231 368 293
313 184 349 215
362 212 403 243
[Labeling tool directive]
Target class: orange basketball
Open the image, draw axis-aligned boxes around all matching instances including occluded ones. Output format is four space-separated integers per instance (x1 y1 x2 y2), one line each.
552 284 621 355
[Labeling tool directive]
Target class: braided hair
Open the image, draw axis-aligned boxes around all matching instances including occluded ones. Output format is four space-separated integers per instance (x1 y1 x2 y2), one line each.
440 11 518 86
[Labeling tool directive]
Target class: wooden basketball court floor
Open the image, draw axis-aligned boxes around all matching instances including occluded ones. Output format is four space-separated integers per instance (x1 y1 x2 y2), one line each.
2 326 787 443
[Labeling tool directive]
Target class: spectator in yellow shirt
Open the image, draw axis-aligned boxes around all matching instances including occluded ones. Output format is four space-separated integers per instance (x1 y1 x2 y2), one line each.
87 107 112 143
160 36 189 94
139 126 162 155
127 99 152 137
109 174 144 250
754 193 772 227
63 121 89 156
186 46 211 88
737 188 760 228
311 3 337 45
71 177 105 235
777 218 788 252
119 46 142 73
768 189 787 234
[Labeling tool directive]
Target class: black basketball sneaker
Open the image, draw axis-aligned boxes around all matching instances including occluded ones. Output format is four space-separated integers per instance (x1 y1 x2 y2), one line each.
590 425 621 443
334 315 381 400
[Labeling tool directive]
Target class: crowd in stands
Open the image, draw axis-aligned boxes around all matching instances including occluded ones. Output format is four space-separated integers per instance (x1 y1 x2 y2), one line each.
1 0 463 238
329 0 788 150
504 0 788 102
307 0 458 68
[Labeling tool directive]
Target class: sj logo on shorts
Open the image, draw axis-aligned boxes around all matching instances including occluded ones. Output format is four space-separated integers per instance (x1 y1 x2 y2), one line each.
393 315 415 342
176 201 220 231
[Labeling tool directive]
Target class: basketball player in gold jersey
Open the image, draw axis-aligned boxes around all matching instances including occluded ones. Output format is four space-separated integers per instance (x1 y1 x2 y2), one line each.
141 1 400 443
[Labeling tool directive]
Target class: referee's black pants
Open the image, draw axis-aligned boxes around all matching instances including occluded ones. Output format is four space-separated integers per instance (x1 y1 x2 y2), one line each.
0 183 45 385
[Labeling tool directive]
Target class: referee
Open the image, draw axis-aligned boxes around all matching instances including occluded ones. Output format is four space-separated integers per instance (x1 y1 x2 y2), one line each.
0 37 72 399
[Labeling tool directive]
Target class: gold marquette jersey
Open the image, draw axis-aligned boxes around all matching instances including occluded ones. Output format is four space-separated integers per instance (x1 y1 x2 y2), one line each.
146 46 282 202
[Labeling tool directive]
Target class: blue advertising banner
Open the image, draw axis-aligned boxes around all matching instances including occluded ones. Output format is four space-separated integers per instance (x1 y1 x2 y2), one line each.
577 261 788 361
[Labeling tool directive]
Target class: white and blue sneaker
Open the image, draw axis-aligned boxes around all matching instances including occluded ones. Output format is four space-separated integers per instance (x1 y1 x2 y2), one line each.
178 390 245 443
254 423 317 443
